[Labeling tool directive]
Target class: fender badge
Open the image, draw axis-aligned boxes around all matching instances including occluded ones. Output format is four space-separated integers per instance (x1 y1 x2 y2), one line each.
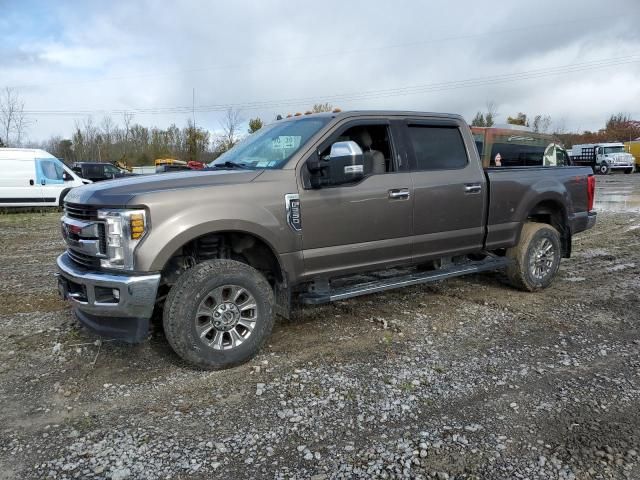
285 193 302 232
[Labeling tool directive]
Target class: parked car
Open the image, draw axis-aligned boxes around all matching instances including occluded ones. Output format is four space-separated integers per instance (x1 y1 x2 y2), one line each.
155 164 192 173
569 143 635 175
471 125 570 167
56 110 597 369
0 148 89 207
71 162 133 182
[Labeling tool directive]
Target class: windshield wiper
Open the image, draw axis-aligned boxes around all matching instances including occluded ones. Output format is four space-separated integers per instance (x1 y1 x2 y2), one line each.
212 161 250 170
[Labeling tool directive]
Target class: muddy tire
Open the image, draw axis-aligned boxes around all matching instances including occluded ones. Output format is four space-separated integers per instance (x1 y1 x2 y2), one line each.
163 259 274 369
506 223 561 292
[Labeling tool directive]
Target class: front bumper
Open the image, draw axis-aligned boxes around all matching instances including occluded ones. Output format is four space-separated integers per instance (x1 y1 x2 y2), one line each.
56 252 160 342
609 164 634 169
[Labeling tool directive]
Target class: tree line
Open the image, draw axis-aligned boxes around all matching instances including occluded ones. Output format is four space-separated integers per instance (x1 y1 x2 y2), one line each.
470 101 640 145
37 108 252 166
3 86 638 162
0 86 337 166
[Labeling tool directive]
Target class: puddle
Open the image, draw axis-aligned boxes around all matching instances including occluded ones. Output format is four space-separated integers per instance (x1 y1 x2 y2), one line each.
579 248 611 259
606 263 636 272
596 194 640 213
595 179 640 213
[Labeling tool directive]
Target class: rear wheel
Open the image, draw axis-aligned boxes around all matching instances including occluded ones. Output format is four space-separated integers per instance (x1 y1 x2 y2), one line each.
506 223 561 292
163 259 274 369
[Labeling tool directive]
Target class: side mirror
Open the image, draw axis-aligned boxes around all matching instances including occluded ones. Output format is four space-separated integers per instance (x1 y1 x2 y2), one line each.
327 140 365 185
307 140 365 188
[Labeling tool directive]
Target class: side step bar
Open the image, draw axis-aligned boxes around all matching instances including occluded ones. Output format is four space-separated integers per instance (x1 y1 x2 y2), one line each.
299 257 510 305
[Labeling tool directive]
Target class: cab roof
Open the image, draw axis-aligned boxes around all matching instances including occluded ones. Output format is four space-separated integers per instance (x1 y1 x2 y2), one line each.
0 148 57 160
280 110 465 122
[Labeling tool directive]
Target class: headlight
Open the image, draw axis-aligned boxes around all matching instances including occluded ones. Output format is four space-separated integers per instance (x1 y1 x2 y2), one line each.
97 209 147 270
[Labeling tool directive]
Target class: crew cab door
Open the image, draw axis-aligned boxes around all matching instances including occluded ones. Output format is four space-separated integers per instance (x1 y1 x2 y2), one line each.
297 119 413 279
401 119 487 261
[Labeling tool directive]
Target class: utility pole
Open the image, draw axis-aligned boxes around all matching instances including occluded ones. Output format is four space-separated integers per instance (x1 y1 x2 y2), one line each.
192 87 197 162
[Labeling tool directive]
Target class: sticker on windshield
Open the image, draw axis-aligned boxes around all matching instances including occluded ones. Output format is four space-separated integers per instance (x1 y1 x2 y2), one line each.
267 161 277 167
256 161 269 168
272 136 299 150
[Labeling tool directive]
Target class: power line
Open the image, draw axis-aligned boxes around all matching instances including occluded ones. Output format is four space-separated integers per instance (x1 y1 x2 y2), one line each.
22 54 640 117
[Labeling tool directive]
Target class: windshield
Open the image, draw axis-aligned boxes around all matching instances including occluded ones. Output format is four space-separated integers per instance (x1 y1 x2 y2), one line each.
210 117 329 169
604 146 624 154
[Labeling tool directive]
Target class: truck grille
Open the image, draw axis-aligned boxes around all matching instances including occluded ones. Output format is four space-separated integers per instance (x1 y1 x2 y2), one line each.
67 248 101 269
64 203 99 221
63 203 105 268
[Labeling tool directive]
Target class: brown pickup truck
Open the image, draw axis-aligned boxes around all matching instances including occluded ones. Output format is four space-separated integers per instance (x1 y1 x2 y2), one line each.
56 111 597 369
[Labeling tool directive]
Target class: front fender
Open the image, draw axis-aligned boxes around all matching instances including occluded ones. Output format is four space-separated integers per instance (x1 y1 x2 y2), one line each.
143 216 289 272
131 180 300 272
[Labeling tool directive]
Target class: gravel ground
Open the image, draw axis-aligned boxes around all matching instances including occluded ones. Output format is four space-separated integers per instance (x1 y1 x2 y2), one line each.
0 174 639 480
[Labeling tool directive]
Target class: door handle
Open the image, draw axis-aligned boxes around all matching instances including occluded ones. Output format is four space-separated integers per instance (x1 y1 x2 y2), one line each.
389 188 410 199
464 183 482 194
29 179 34 186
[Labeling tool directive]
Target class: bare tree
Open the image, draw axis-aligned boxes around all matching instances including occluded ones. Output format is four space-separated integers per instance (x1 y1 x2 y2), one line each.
122 111 134 158
532 114 552 133
219 108 243 151
0 87 29 146
100 115 116 162
312 102 333 113
485 101 498 127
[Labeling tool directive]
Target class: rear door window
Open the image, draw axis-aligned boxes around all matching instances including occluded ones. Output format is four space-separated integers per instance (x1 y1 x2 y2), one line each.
407 125 468 170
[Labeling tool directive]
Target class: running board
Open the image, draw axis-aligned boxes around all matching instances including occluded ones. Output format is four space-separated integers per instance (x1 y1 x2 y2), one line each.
299 257 510 305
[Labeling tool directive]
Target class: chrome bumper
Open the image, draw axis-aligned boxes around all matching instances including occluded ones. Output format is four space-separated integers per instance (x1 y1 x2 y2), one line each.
56 252 160 319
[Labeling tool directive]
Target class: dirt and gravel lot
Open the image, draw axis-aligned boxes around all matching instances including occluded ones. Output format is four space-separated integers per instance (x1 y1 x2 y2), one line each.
0 175 639 480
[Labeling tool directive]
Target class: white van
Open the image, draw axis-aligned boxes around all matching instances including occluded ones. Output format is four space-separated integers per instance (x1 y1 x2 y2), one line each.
0 148 90 207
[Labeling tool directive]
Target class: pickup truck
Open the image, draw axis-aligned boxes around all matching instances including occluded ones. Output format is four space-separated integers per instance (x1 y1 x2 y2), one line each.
56 110 597 369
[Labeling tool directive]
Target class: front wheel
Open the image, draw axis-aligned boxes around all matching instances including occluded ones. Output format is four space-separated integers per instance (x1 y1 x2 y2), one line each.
163 259 274 369
506 223 561 292
598 163 610 175
624 168 633 174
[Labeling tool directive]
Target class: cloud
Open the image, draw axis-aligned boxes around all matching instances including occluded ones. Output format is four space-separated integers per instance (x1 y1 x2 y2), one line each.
2 0 640 141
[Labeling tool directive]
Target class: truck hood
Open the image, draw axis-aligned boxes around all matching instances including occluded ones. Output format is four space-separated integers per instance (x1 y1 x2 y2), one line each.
63 169 263 206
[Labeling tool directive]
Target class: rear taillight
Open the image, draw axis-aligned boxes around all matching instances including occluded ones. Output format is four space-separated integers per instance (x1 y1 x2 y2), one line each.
587 174 596 212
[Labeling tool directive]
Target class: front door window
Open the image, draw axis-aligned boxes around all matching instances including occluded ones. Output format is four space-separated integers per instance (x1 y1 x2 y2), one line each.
36 159 65 185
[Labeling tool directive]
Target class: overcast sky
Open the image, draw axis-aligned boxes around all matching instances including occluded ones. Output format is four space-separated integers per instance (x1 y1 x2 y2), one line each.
2 0 640 141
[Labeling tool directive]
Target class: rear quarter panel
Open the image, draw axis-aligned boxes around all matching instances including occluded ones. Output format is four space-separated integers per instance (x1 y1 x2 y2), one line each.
485 166 591 249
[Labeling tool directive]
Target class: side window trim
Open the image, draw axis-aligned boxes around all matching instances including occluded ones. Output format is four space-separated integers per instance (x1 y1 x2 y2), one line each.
317 119 394 166
402 120 469 172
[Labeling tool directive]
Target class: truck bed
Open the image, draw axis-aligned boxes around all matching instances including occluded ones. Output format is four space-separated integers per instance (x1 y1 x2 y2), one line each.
484 165 594 251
